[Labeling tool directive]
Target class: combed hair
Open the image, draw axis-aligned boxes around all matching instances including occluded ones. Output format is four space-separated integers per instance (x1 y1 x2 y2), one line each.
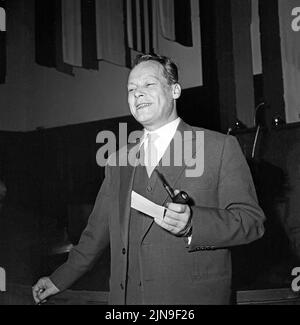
133 54 179 85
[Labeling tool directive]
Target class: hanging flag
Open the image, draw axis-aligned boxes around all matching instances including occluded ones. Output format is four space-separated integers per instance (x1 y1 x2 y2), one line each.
158 0 175 41
55 0 74 74
61 0 82 67
81 0 98 69
278 0 300 123
95 0 130 67
0 0 6 84
126 0 158 55
158 0 193 47
35 0 73 75
35 0 56 67
61 0 98 69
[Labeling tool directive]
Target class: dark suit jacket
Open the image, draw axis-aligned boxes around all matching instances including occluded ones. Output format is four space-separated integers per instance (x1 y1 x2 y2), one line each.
50 121 265 305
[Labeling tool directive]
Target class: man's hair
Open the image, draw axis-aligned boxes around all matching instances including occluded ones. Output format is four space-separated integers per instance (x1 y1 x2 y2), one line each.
133 54 179 85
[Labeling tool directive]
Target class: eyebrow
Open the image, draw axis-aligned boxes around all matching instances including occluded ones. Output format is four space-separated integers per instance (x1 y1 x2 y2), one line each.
128 75 160 85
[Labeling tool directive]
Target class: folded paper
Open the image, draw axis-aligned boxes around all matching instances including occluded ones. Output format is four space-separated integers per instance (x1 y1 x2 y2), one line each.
131 191 166 220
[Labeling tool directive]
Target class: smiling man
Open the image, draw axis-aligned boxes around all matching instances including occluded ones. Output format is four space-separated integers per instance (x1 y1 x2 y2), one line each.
32 54 265 305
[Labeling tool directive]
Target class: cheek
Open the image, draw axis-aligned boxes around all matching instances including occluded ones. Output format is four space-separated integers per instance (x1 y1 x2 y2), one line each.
128 96 135 109
129 105 136 116
157 95 169 109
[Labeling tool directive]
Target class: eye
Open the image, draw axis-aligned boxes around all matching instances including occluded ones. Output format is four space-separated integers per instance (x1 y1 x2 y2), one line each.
146 83 155 87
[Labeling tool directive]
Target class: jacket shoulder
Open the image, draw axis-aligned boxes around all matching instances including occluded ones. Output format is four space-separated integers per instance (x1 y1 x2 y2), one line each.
190 126 232 144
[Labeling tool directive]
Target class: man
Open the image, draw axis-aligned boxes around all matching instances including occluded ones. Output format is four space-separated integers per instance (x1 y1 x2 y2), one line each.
32 54 265 305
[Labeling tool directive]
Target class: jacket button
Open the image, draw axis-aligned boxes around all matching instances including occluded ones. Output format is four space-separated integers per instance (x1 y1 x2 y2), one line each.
120 283 124 290
122 248 126 255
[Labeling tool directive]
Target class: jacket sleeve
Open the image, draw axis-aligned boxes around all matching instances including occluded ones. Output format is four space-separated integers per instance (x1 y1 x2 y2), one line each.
50 164 112 291
189 135 265 251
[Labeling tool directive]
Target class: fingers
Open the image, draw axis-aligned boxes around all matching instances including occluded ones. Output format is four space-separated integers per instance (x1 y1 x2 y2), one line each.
154 203 191 236
155 215 185 233
38 289 49 303
166 202 186 213
32 280 44 304
32 281 47 304
32 277 59 305
33 289 47 305
155 216 186 235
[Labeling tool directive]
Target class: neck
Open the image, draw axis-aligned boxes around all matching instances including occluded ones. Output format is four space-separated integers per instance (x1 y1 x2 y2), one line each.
144 114 179 132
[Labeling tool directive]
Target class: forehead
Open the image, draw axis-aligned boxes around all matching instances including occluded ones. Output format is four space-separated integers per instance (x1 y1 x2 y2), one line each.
128 61 166 84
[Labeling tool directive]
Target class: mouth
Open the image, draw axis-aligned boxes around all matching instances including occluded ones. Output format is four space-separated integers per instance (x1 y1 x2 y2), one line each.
136 103 152 110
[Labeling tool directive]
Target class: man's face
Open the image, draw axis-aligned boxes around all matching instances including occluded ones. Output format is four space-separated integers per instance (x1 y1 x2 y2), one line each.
127 61 180 131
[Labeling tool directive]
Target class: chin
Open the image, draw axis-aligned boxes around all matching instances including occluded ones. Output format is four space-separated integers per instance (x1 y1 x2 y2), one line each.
135 113 153 124
137 119 150 127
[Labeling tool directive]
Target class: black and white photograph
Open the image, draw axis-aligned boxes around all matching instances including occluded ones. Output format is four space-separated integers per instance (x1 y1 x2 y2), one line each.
1 0 300 310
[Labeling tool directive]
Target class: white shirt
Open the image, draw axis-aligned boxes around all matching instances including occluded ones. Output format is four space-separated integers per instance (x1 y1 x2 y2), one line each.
141 117 181 169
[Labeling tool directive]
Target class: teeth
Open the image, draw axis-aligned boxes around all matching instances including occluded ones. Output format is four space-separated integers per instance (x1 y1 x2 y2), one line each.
137 103 151 109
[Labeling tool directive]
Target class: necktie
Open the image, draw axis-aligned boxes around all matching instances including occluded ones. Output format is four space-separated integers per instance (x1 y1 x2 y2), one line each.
144 133 159 177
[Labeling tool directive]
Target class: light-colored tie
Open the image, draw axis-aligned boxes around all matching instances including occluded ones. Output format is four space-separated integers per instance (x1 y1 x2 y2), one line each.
144 133 159 177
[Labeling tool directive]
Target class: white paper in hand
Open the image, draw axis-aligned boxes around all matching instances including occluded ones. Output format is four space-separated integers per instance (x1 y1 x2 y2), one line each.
131 191 166 220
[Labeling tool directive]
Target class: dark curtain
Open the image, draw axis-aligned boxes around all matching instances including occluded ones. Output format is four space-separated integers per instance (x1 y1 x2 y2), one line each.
35 0 73 74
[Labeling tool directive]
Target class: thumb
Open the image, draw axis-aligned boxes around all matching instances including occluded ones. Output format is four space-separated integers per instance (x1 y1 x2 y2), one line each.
38 288 52 302
38 282 59 301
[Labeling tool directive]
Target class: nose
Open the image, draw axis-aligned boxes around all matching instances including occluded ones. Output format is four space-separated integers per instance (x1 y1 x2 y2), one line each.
133 87 145 98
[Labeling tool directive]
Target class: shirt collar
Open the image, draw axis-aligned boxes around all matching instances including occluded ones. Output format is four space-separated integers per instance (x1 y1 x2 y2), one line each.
142 117 181 144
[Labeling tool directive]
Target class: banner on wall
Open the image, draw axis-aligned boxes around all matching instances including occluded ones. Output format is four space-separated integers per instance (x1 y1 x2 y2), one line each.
158 0 193 47
278 0 300 123
61 0 82 67
61 0 98 69
126 0 158 54
95 0 130 67
126 0 193 54
36 0 97 73
35 0 73 75
35 0 197 72
0 0 6 84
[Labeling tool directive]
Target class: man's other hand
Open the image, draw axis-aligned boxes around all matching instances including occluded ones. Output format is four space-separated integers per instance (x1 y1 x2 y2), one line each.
32 277 60 304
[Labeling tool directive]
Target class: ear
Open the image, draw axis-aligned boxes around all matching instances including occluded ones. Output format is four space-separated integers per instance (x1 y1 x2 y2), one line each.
172 83 181 100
